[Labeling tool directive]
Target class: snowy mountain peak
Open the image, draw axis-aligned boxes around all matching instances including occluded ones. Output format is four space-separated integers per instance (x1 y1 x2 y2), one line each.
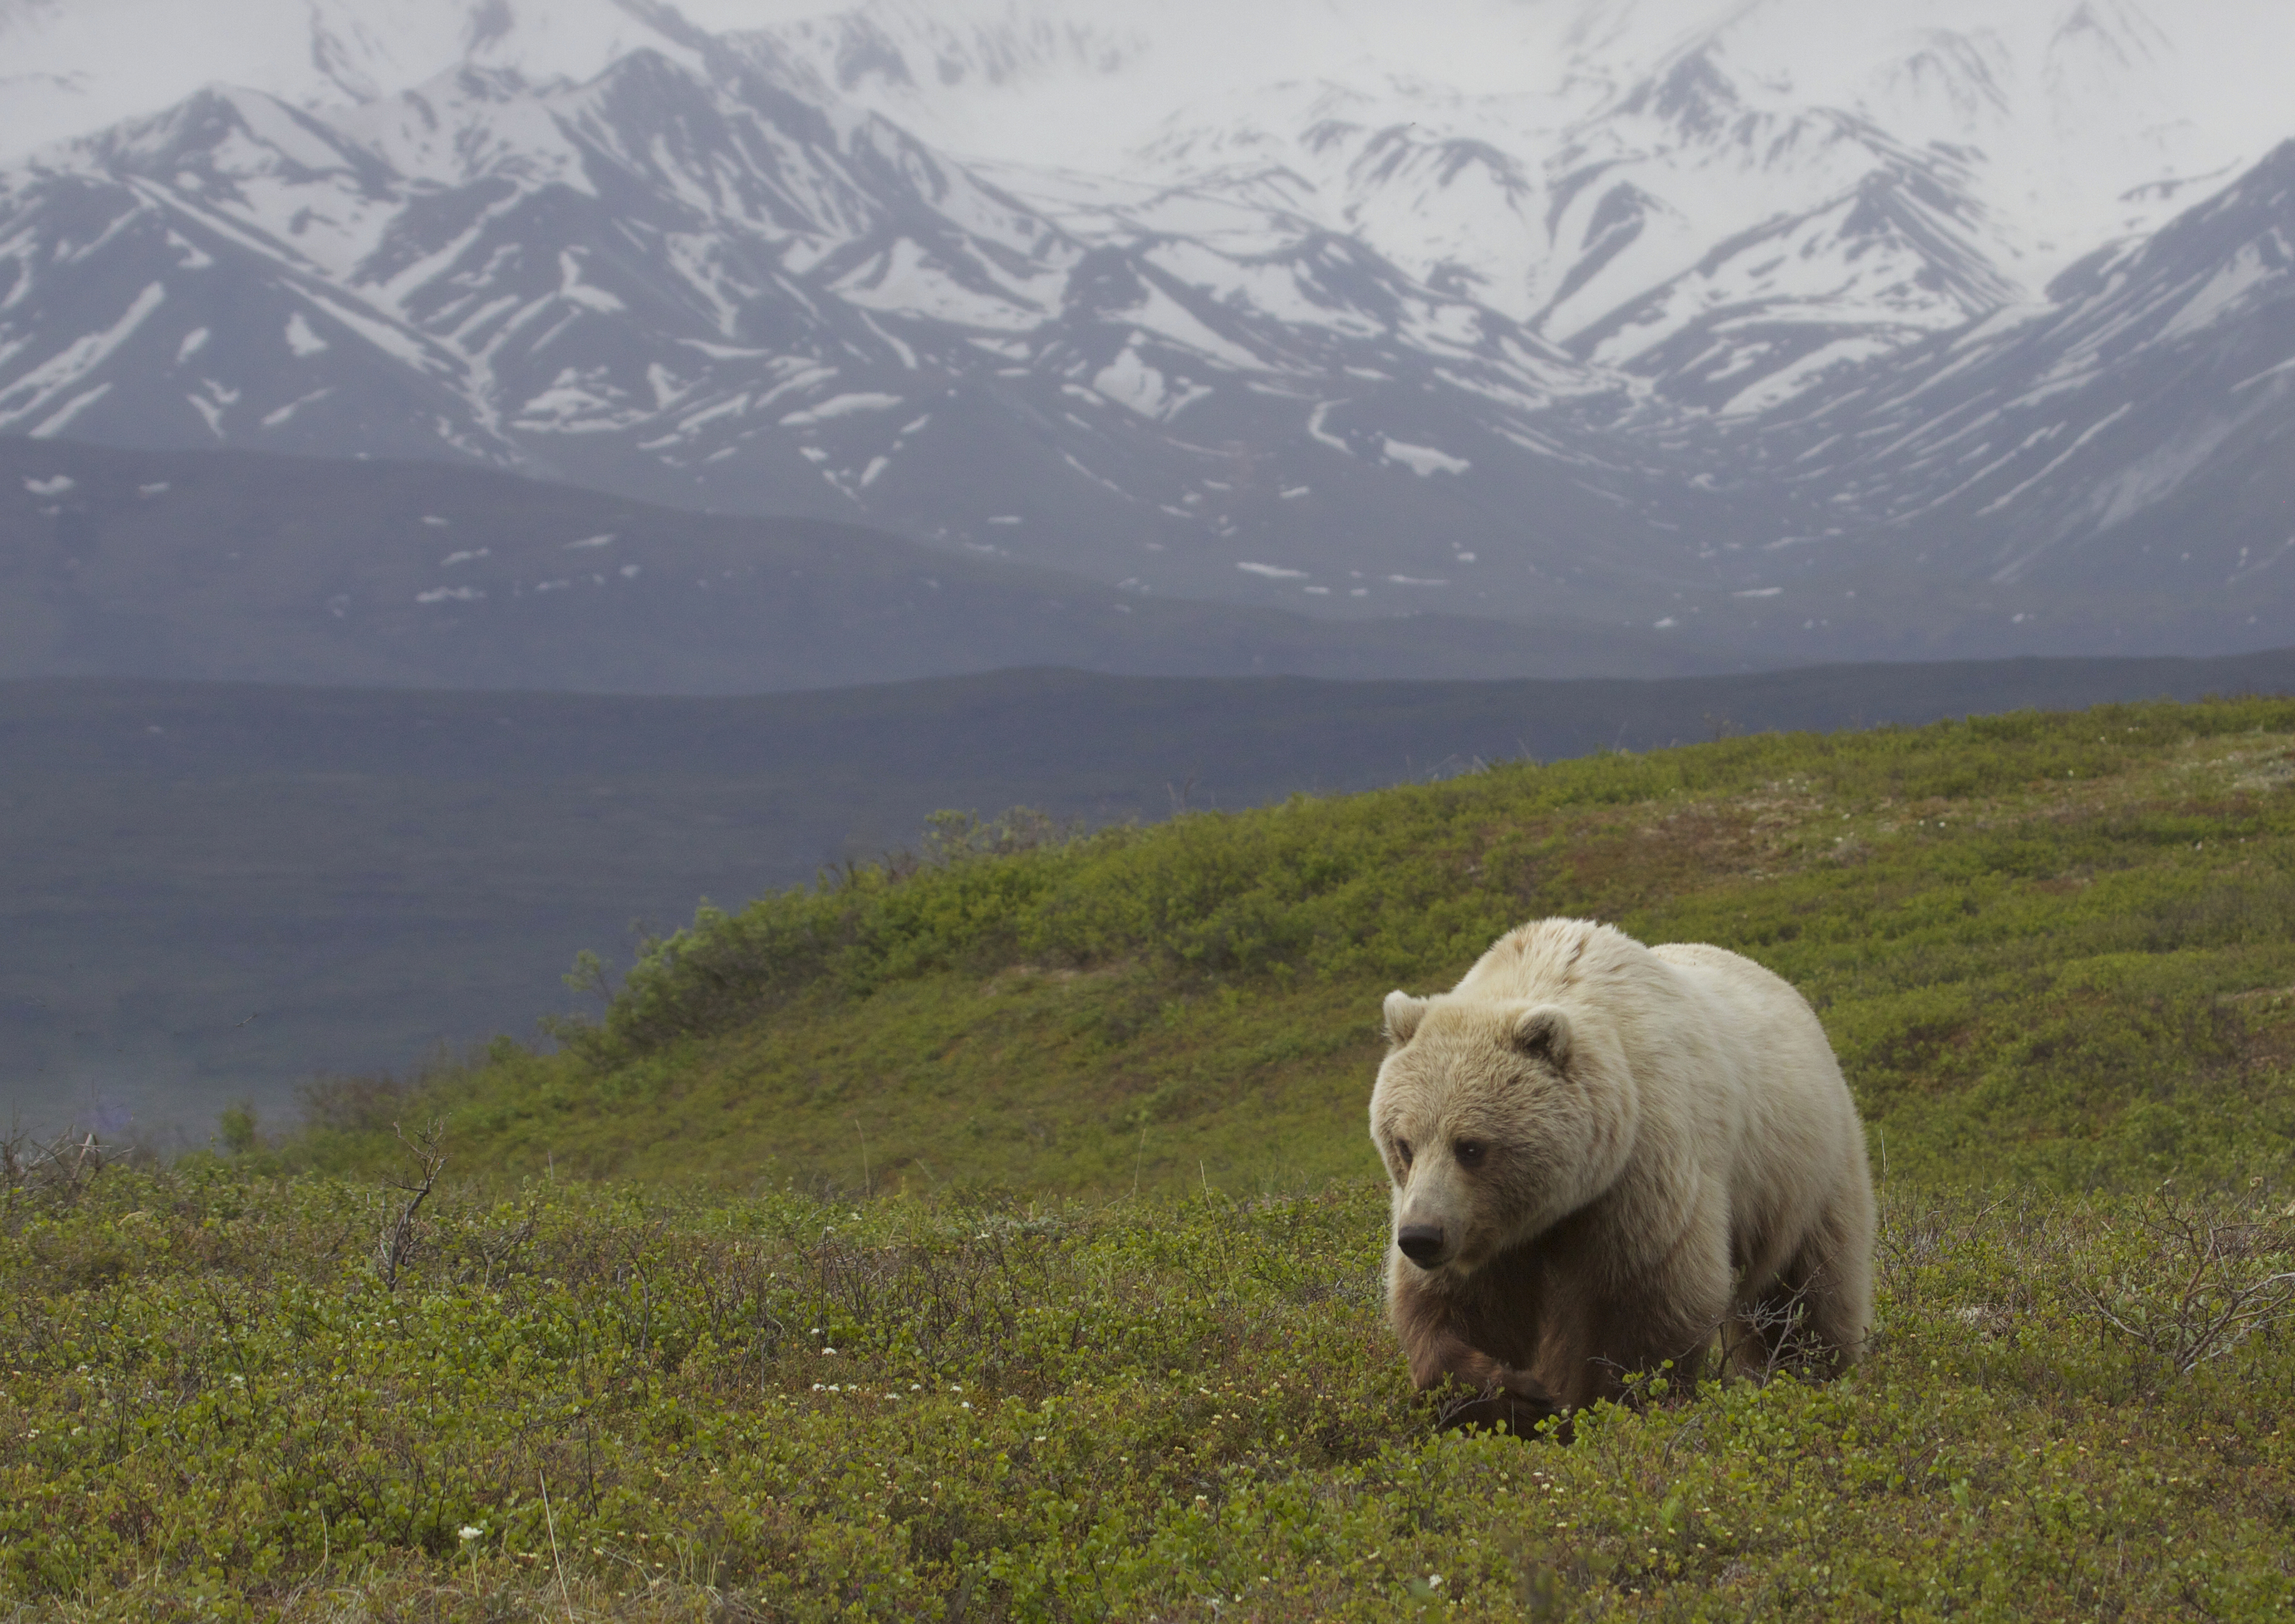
3 0 2294 667
0 0 708 162
740 0 1146 98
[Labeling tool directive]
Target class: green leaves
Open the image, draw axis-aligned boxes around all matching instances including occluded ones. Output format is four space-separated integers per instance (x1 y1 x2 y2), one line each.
4 1170 2295 1617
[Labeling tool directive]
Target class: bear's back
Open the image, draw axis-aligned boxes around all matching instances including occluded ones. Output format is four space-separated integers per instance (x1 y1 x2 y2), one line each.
1452 917 1666 1004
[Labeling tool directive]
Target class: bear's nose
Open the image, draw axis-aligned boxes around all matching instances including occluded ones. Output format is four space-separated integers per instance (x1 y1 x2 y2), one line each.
1396 1223 1447 1267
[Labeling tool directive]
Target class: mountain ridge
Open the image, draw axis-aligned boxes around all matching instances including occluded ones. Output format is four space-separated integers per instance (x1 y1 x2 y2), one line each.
2 0 2291 662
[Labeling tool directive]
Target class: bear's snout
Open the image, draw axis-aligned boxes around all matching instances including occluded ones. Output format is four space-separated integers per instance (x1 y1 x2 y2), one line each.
1395 1222 1448 1268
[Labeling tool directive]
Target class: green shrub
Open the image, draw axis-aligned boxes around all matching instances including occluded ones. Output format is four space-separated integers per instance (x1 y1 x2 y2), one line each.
20 700 2295 1615
4 1166 2291 1618
307 698 2295 1195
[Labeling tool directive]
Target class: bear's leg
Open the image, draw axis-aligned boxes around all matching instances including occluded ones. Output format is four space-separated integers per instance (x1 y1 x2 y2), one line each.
1796 1186 1876 1370
1390 1271 1561 1434
1742 1196 1873 1377
1404 1320 1562 1434
1541 1227 1730 1411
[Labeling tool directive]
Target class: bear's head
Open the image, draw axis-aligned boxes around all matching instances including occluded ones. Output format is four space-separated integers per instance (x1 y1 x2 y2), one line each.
1368 989 1637 1280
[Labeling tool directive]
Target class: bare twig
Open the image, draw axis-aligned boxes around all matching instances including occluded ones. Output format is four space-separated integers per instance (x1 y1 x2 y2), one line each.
375 1119 448 1290
3 1118 110 1225
539 1471 575 1621
2080 1183 2295 1385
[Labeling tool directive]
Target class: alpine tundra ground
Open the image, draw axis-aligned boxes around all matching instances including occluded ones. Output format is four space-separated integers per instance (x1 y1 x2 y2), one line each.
6 697 2294 1618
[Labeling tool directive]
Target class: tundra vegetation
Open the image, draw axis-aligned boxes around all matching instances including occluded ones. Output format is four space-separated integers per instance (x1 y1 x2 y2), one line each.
6 698 2295 1620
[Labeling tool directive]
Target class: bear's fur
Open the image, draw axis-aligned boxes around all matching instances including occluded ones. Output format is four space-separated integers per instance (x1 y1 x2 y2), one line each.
1369 917 1874 1430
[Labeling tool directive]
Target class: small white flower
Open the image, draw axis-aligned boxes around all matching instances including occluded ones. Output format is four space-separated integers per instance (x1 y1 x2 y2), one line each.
823 1347 838 1355
459 1526 483 1542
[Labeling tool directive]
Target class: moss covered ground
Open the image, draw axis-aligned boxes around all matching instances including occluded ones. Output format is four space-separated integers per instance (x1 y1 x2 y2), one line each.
8 698 2295 1618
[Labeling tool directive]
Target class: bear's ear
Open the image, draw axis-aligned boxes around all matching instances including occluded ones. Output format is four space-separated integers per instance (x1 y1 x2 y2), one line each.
1511 1004 1574 1068
1383 991 1430 1048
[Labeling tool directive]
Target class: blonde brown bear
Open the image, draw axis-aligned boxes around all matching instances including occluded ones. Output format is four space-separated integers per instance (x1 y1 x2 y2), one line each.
1370 917 1874 1430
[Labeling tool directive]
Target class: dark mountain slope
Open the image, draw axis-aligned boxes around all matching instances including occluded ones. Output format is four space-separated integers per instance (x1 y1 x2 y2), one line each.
0 438 1721 687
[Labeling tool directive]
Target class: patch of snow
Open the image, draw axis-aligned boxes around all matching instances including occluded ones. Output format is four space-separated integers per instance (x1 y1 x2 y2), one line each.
836 238 1043 331
2228 347 2295 394
564 533 615 550
176 328 210 365
0 281 165 433
23 475 74 496
2157 243 2281 343
261 386 332 426
1094 346 1187 419
415 585 483 603
779 392 905 426
440 547 490 566
1732 587 1784 598
1307 401 1351 453
1975 402 2136 517
675 395 752 435
284 311 329 357
31 384 112 437
1719 338 1903 419
556 250 625 314
1236 561 1307 578
1382 439 1470 477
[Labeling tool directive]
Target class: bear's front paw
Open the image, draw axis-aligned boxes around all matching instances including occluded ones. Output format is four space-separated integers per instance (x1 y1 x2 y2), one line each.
1434 1364 1562 1436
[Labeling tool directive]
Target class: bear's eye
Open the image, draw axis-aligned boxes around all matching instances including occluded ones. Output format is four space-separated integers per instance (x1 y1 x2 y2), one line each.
1395 1139 1414 1168
1454 1139 1486 1166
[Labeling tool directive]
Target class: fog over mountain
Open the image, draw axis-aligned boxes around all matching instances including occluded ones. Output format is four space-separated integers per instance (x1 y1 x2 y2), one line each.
4 0 2292 670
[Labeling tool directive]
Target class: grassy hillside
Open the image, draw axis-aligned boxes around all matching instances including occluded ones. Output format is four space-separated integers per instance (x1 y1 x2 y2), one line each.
298 696 2295 1195
7 1151 2291 1618
11 699 2295 1620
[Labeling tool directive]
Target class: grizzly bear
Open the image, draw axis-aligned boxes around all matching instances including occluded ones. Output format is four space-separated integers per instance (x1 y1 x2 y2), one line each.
1370 917 1874 1431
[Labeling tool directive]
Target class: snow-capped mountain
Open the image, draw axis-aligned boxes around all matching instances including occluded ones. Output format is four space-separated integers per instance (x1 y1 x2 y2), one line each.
1 0 2291 665
1710 138 2295 621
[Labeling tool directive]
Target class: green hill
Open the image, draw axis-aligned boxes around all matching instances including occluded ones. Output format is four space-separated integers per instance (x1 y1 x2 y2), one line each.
19 648 2295 1139
301 696 2295 1195
9 699 2294 1621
